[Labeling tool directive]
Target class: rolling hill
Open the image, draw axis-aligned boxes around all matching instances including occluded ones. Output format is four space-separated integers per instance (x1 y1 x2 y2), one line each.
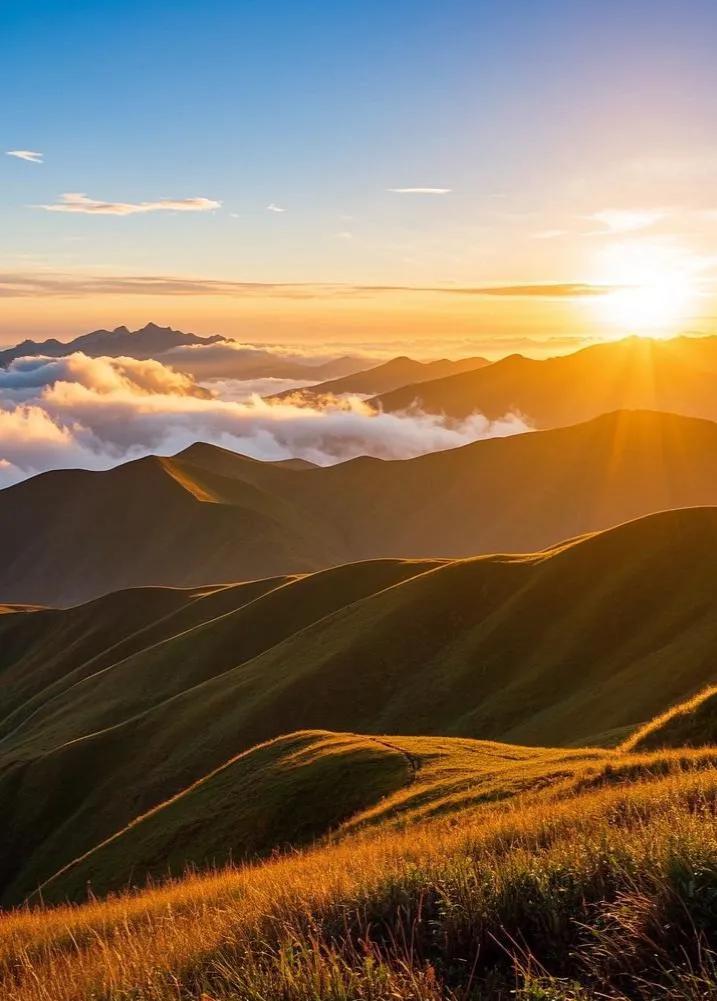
33 735 717 907
36 730 412 902
267 353 489 402
33 733 623 904
8 738 717 1001
372 334 717 425
626 684 717 752
2 408 717 605
1 506 717 904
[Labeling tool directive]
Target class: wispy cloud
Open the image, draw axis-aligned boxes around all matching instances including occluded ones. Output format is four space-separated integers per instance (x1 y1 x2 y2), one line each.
532 229 568 240
454 283 615 298
0 272 619 300
388 187 451 195
6 150 43 164
267 203 285 212
588 209 665 234
34 193 221 216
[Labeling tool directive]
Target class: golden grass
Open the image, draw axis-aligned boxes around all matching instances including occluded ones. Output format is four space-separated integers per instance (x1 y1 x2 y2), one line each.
339 736 607 831
625 684 717 752
5 746 717 1000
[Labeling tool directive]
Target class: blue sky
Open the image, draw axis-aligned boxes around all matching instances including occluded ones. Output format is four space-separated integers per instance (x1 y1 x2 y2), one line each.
3 0 717 345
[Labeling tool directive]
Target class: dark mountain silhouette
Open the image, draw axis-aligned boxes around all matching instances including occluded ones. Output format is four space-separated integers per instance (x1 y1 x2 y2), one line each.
0 322 227 366
0 323 372 380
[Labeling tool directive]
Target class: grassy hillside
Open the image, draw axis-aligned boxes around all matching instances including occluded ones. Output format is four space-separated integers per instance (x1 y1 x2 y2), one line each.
2 506 717 904
36 733 609 905
626 685 717 752
36 730 412 904
373 333 717 424
3 408 717 604
0 576 294 724
29 732 717 906
5 744 717 1000
268 353 489 402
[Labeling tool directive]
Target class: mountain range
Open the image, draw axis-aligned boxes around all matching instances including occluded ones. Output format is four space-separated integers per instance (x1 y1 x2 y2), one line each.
5 327 717 434
0 322 370 381
267 353 490 402
372 334 717 426
2 408 716 605
0 322 227 365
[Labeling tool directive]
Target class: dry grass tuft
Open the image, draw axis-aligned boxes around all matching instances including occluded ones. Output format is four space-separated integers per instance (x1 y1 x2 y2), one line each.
5 752 717 1000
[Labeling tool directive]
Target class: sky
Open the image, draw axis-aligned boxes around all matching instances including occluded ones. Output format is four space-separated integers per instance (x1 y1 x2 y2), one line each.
3 0 717 351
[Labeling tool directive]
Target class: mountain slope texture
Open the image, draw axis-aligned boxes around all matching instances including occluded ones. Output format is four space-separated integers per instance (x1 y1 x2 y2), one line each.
2 409 717 604
1 506 716 903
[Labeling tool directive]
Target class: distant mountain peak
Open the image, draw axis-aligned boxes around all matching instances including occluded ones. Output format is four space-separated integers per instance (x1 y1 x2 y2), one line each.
0 323 230 367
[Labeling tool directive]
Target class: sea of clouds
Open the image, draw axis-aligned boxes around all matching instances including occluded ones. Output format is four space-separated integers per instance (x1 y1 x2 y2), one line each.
0 352 530 487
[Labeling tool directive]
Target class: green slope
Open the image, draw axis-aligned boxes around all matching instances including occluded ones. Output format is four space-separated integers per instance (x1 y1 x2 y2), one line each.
24 729 717 907
34 730 412 904
3 409 717 605
36 733 610 905
0 576 293 728
1 507 717 904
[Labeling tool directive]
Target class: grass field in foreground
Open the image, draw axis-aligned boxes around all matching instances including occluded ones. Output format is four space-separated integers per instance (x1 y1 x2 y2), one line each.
5 740 717 1000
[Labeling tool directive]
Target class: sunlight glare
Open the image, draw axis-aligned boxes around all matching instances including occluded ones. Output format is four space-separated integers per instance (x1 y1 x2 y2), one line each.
591 240 700 337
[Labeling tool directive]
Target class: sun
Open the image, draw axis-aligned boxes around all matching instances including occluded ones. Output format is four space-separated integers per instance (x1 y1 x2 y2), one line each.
598 276 695 336
590 239 700 338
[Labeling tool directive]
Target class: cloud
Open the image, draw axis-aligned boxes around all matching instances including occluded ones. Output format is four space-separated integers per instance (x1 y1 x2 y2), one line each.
34 193 221 216
0 406 84 484
162 340 370 380
532 229 568 240
6 150 43 163
0 353 207 400
388 187 451 194
267 203 285 212
200 376 318 402
0 351 530 487
588 209 665 234
0 271 619 300
452 283 615 298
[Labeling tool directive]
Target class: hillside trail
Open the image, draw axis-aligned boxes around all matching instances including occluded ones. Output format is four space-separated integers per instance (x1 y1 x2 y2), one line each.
368 736 420 781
